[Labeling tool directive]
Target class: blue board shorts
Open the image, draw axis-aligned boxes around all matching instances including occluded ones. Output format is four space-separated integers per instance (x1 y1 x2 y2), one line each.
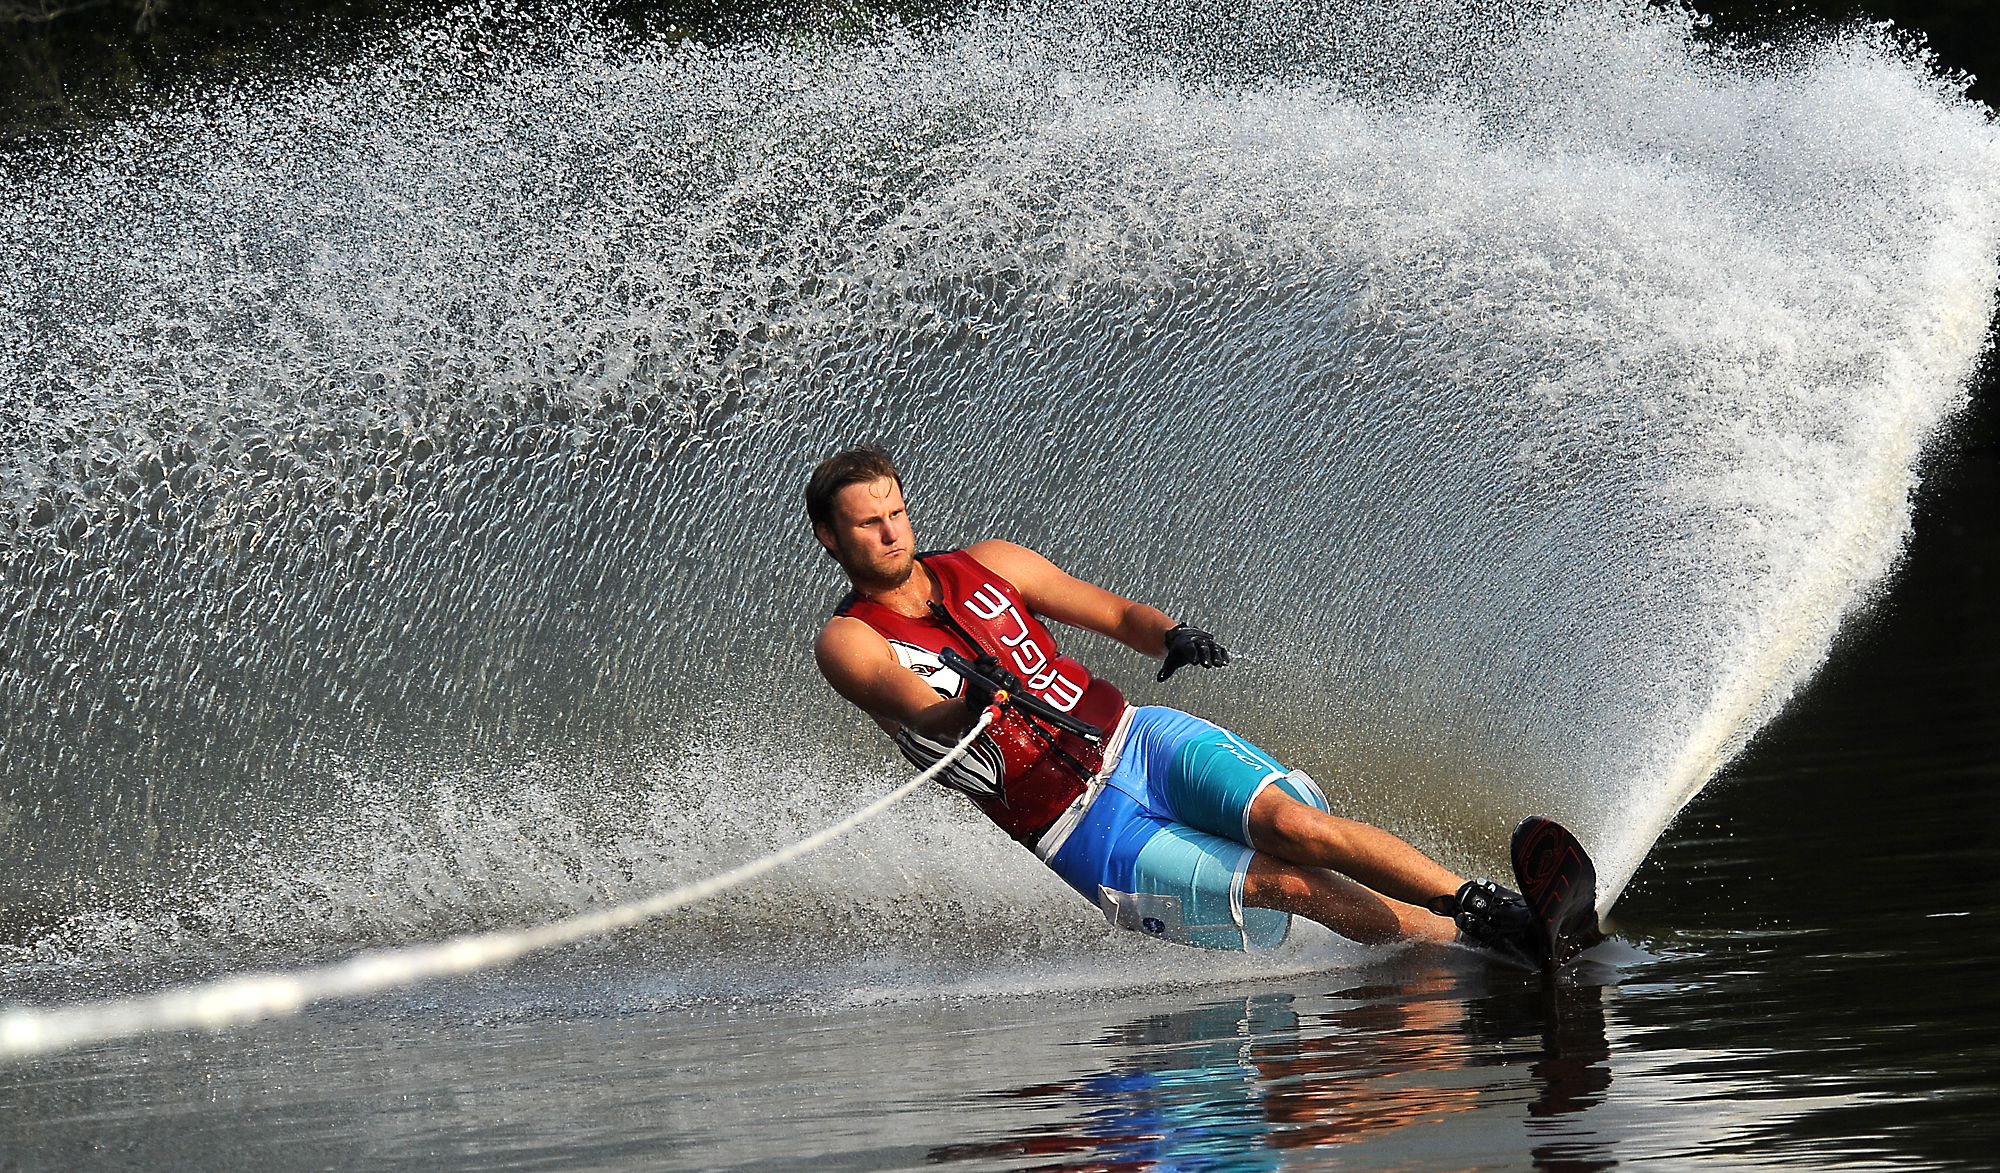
1038 706 1330 951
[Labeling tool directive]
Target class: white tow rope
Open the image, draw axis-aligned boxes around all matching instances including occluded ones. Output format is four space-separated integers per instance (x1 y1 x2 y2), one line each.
0 711 996 1061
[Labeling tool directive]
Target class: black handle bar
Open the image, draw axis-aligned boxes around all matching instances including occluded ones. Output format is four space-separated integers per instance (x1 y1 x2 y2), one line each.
939 647 1104 743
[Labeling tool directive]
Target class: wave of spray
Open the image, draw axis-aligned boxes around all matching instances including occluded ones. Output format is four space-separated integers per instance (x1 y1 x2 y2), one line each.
2 0 1996 989
0 713 1001 1058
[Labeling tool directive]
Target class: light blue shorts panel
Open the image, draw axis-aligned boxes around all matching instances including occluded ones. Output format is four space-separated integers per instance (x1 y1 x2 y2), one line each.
1129 825 1288 951
1099 706 1219 809
1169 728 1292 843
1044 706 1329 952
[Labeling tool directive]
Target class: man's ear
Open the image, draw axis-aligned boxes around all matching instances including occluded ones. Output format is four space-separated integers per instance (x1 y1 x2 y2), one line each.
813 523 840 560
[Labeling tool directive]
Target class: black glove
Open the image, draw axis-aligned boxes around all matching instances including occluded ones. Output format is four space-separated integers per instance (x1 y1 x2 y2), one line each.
960 652 1021 716
1157 623 1229 682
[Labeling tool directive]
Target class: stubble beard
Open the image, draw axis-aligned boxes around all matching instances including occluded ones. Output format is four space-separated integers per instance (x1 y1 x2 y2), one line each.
839 541 915 596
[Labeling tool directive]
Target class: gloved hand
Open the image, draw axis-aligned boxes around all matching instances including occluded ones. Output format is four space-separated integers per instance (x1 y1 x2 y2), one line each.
961 652 1022 716
1157 623 1229 682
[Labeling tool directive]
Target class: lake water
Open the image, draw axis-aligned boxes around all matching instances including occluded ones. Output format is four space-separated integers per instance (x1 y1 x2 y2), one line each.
3 0 1997 1167
4 444 1993 1170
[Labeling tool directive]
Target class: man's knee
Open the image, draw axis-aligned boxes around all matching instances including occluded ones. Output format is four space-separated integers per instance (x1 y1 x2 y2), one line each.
1250 788 1358 859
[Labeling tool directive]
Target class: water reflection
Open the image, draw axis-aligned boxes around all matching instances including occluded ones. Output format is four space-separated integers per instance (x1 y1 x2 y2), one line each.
931 959 1616 1170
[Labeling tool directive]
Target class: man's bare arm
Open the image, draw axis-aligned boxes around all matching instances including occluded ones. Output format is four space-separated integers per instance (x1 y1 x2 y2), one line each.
965 539 1178 656
814 615 977 741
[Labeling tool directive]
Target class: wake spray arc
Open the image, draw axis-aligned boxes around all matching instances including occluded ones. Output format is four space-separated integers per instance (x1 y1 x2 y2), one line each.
1 0 1997 984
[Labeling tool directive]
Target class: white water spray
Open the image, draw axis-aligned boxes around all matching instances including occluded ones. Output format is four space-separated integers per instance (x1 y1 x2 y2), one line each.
1 0 1996 1002
0 713 994 1059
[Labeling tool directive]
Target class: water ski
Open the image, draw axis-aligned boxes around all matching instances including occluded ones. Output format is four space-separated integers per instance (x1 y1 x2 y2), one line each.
1510 815 1605 971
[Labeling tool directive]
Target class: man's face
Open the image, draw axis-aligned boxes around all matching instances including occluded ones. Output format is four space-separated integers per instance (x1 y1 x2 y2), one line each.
816 476 916 588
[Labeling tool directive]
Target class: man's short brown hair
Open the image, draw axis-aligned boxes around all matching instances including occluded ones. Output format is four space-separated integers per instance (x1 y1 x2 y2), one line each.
805 446 902 530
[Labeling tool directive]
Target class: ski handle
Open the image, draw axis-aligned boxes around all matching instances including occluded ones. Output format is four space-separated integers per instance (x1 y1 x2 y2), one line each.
937 647 1105 743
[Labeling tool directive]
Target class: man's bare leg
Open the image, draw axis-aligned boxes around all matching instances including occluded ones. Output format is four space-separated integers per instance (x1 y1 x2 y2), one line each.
1245 787 1464 908
1240 855 1459 946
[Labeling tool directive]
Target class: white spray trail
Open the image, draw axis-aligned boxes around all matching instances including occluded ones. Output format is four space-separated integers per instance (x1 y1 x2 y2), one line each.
1594 217 2000 902
0 712 995 1061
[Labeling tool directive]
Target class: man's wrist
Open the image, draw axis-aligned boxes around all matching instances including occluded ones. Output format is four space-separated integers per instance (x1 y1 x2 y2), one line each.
1127 605 1177 656
913 699 978 741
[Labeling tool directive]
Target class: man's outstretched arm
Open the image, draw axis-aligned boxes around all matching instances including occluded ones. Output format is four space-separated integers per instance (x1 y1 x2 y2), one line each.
964 539 1177 655
968 540 1230 682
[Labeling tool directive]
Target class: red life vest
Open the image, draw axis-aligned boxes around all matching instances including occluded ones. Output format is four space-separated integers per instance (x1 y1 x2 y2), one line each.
835 549 1128 841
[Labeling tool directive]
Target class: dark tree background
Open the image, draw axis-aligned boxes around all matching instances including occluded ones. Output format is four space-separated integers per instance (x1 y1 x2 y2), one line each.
3 0 1996 141
0 0 935 137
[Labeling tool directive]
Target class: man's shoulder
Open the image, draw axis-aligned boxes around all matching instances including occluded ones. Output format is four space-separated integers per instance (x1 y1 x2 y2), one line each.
960 538 1021 560
959 539 1035 576
817 610 872 637
959 540 1061 596
814 612 889 665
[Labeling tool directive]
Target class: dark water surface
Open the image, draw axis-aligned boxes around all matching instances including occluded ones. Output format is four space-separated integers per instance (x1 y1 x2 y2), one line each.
1601 392 2000 1170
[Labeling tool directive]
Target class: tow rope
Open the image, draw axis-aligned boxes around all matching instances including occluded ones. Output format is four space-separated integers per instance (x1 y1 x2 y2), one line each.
0 709 998 1061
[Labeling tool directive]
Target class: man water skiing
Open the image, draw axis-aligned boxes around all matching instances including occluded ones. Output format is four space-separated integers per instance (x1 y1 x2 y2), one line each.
808 446 1535 958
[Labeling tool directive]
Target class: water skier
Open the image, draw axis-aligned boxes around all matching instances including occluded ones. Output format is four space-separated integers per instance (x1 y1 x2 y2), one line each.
808 446 1538 959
